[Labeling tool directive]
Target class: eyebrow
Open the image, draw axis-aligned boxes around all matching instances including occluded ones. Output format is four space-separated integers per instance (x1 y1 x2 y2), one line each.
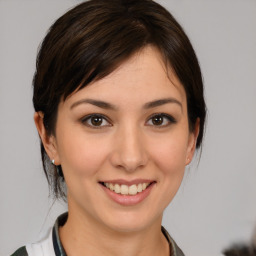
143 98 182 110
70 99 117 110
70 97 182 110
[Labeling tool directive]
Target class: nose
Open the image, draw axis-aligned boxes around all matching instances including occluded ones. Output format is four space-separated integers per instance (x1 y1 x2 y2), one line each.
110 125 148 172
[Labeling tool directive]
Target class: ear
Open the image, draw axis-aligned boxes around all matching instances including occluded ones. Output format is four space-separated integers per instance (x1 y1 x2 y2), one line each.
186 118 200 165
34 112 60 165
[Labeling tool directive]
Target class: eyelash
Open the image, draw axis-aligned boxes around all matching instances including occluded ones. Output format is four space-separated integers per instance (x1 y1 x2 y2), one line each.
81 114 112 129
81 113 176 129
146 113 177 128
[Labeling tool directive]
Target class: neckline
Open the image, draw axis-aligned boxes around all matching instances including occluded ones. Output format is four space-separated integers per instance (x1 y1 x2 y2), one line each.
52 212 183 256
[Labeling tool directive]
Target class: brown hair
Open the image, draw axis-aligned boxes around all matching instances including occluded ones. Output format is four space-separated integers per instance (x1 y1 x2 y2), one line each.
33 0 206 199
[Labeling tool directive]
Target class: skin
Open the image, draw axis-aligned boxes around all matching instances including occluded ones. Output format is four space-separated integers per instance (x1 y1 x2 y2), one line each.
35 46 199 256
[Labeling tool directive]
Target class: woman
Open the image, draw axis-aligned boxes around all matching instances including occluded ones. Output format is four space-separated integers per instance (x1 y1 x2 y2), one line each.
11 0 206 255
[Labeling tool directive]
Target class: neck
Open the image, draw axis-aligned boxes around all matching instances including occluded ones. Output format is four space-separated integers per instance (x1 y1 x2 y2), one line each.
59 208 169 256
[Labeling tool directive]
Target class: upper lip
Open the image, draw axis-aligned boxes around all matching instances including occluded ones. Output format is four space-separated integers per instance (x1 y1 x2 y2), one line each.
99 179 155 186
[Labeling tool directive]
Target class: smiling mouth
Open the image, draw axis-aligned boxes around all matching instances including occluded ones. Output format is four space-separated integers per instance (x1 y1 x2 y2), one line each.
99 182 155 196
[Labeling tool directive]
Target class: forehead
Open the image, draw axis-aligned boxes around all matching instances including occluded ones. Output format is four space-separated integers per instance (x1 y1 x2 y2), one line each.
64 46 187 107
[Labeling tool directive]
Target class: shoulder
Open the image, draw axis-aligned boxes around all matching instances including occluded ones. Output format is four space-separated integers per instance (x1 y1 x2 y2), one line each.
10 246 28 256
26 229 55 255
10 212 67 256
10 228 55 256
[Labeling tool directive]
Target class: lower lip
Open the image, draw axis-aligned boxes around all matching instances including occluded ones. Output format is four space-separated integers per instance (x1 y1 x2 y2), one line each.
100 183 155 206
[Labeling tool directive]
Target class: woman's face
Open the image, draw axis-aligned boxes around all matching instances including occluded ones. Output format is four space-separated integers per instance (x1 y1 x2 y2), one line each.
48 46 198 232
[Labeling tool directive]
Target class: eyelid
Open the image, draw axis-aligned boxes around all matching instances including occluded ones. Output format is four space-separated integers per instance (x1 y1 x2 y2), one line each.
81 114 112 128
146 113 177 127
80 113 176 129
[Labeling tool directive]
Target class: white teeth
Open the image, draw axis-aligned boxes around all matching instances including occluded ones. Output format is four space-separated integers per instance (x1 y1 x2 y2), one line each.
109 183 114 191
137 183 142 193
103 182 150 195
129 184 137 195
120 185 129 195
114 184 121 194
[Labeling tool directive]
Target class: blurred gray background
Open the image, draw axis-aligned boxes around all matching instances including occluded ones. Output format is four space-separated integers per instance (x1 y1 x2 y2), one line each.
0 0 256 255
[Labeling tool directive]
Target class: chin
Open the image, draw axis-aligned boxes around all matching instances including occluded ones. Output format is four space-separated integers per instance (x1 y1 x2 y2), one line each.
97 207 163 234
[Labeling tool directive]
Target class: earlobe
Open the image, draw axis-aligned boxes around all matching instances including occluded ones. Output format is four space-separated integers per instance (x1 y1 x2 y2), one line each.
186 118 200 165
34 112 60 165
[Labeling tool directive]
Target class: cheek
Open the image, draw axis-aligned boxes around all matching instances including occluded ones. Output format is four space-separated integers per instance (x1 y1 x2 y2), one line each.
56 130 110 178
143 132 189 214
150 132 188 175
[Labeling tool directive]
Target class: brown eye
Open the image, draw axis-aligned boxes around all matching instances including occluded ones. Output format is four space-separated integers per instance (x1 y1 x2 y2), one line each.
91 116 103 126
146 113 176 127
152 115 164 125
82 114 111 128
